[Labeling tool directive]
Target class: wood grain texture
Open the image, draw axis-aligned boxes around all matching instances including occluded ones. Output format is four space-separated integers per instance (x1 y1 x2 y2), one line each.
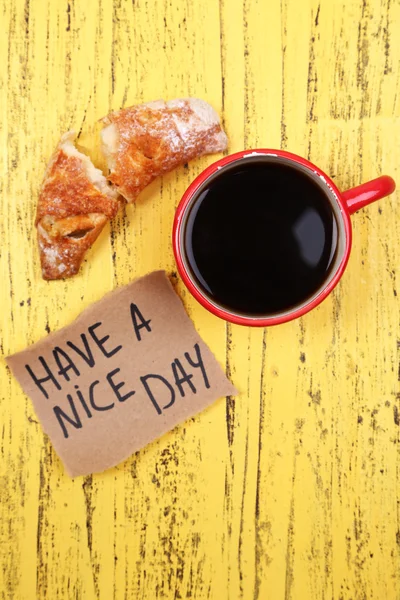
1 0 399 598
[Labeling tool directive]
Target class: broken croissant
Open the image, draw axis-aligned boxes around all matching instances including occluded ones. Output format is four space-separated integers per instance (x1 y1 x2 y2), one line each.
36 98 227 279
100 98 228 202
36 131 120 280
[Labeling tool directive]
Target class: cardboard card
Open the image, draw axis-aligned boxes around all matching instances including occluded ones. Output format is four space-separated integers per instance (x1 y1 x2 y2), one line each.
7 271 237 477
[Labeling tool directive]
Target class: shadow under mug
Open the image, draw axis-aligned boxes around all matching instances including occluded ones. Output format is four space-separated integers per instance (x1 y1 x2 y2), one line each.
173 149 396 326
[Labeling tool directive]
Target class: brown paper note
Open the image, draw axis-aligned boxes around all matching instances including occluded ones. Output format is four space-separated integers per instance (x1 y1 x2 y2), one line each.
7 271 237 477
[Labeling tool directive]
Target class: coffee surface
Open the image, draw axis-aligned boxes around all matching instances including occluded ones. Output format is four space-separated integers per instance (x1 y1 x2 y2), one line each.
184 161 338 315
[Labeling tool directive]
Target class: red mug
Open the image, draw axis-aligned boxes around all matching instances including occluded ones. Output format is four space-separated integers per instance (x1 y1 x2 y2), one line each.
173 149 396 326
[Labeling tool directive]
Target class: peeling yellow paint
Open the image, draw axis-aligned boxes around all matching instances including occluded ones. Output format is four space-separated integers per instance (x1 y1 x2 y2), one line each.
1 0 399 598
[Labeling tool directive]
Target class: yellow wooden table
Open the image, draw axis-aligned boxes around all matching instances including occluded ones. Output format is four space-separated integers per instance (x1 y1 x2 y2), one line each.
1 0 399 598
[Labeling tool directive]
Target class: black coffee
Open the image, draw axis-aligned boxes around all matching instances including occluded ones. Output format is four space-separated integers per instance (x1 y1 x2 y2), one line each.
183 160 338 315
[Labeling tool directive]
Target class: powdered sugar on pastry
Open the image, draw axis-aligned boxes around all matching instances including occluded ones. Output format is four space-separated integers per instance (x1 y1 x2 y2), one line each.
35 100 228 279
100 98 228 203
36 131 121 280
169 98 227 152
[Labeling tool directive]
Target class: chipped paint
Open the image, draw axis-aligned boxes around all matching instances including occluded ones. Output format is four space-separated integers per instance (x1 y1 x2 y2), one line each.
0 0 399 599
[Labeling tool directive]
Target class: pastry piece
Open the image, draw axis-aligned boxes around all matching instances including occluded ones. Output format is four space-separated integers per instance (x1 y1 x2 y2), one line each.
100 98 228 202
36 131 120 280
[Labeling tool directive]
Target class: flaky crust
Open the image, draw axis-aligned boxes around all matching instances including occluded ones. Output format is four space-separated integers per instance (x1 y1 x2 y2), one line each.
36 132 120 280
100 98 228 202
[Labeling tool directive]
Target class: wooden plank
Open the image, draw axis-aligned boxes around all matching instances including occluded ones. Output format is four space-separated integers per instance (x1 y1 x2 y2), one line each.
0 0 399 598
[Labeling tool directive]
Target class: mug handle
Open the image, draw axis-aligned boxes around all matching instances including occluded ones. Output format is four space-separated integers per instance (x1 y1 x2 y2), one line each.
342 175 396 215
